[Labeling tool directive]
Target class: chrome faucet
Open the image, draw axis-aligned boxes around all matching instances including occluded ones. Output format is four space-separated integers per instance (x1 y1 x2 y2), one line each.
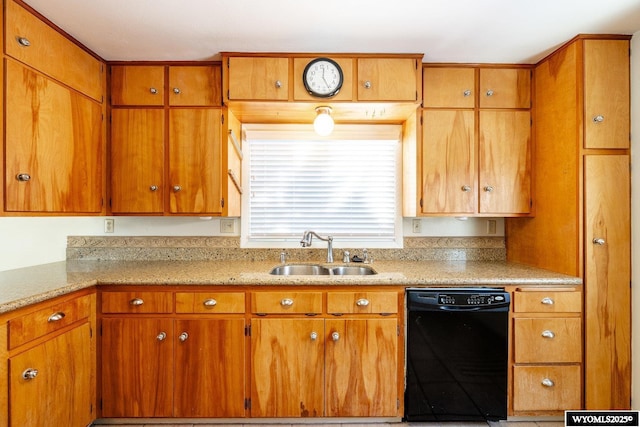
300 230 334 263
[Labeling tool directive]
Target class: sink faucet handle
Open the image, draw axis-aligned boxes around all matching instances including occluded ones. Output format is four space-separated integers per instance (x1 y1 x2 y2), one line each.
280 251 287 264
343 250 350 263
362 248 369 264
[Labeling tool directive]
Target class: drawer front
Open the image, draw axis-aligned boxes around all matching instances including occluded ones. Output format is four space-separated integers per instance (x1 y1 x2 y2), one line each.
9 294 91 349
514 317 582 363
5 0 104 102
251 292 323 314
175 292 245 314
101 291 173 314
513 365 581 411
514 289 582 313
326 291 398 314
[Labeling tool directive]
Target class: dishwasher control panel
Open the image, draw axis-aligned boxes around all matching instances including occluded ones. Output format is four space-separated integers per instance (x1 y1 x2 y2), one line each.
407 288 511 310
439 293 506 306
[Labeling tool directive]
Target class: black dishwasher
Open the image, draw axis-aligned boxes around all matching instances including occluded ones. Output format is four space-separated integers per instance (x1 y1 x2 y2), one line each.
405 288 510 421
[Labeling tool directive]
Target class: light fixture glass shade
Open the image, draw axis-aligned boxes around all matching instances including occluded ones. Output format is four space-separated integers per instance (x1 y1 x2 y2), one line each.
313 106 334 136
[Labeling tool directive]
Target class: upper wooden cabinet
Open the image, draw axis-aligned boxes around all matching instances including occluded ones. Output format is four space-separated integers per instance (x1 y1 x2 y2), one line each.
111 65 165 106
169 65 222 106
226 57 289 101
423 67 475 108
583 39 630 149
4 0 104 102
479 68 531 108
357 57 420 101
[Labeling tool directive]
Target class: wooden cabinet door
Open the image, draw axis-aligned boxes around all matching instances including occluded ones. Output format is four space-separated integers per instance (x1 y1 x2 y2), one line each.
110 109 165 213
101 318 173 417
9 324 92 427
5 60 103 213
169 65 221 106
584 154 631 409
479 68 531 108
168 109 222 214
250 318 324 417
423 67 475 108
227 57 289 100
421 110 476 214
479 110 531 214
357 58 417 101
110 65 165 106
583 40 630 149
174 319 246 417
325 318 398 417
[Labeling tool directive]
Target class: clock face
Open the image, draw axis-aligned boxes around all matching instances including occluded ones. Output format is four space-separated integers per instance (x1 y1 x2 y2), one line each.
303 58 343 98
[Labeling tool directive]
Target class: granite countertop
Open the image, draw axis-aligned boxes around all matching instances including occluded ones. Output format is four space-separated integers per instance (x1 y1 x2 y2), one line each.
0 259 582 314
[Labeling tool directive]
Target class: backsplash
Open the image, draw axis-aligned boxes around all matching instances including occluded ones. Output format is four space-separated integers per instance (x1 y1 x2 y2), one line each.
67 236 506 262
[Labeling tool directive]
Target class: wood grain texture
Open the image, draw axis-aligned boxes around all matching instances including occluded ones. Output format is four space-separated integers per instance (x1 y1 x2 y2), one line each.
423 67 475 108
479 68 531 108
174 319 246 417
325 318 398 416
110 109 165 213
9 323 92 426
514 317 582 363
250 318 325 417
513 290 582 313
357 58 418 101
513 365 581 411
110 65 165 106
169 65 222 106
101 291 173 314
228 57 289 101
168 108 222 214
326 291 398 314
584 154 631 409
251 291 323 314
175 291 245 314
4 60 103 213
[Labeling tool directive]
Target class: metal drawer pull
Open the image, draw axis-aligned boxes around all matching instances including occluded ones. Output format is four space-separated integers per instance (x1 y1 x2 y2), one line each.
363 80 372 89
593 238 606 245
149 185 158 192
156 332 167 341
331 332 340 341
150 87 158 94
47 312 66 322
540 297 554 305
16 173 31 182
310 331 318 341
280 298 294 307
274 80 282 89
203 298 217 307
179 332 189 342
22 368 38 380
130 298 144 306
356 298 370 307
486 89 494 96
541 378 555 387
173 87 181 94
17 37 31 47
593 115 604 123
461 185 471 192
463 90 471 97
541 330 555 339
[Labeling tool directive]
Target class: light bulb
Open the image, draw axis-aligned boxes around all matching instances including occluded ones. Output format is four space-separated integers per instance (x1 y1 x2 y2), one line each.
313 107 334 136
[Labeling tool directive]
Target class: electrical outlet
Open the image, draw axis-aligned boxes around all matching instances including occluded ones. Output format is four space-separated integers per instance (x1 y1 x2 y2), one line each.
412 218 422 233
220 219 235 234
487 219 497 235
104 218 114 233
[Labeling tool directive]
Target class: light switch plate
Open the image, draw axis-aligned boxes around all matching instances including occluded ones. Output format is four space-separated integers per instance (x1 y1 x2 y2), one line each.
220 219 235 234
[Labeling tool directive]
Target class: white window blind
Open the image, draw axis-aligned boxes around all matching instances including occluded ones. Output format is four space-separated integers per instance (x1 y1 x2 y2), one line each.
243 124 401 245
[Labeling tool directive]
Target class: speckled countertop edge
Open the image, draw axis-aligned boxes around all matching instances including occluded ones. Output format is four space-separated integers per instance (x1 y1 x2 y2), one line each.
0 259 582 314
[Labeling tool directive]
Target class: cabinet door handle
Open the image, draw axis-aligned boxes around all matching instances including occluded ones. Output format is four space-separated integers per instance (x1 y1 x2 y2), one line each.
173 87 181 94
280 298 294 307
310 331 318 341
179 332 189 342
47 312 66 322
129 298 144 306
541 378 555 387
463 89 471 97
540 297 554 305
17 36 31 47
356 298 370 307
461 185 471 192
203 298 217 307
150 87 158 95
593 115 604 123
22 368 38 380
541 330 555 339
15 173 31 182
149 185 158 192
173 185 182 192
593 238 606 245
486 89 494 97
156 332 167 341
363 80 372 89
331 331 340 341
274 80 282 89
483 185 494 192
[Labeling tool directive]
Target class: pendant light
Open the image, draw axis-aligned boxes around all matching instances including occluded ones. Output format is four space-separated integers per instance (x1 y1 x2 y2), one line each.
313 106 334 136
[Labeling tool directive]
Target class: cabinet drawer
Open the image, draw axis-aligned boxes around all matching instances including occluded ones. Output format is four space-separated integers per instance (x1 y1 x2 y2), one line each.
513 365 581 411
513 289 582 313
327 292 397 314
101 291 173 314
176 292 245 314
514 318 582 363
251 292 322 314
8 294 91 349
5 0 104 102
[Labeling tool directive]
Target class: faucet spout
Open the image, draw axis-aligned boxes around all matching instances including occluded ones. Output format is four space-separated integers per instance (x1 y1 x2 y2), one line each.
300 230 334 263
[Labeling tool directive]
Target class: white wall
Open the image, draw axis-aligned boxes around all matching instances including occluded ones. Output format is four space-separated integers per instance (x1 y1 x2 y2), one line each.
631 31 639 410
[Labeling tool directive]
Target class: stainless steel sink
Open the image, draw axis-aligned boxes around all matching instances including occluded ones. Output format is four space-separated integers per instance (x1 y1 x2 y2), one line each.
269 264 377 276
328 266 377 275
269 264 330 275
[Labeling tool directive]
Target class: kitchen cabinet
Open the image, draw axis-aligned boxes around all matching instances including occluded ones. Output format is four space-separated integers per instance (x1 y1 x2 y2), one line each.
226 57 289 101
2 291 95 427
100 289 246 418
506 35 631 409
479 68 531 108
511 288 582 414
109 64 225 215
357 58 420 102
250 289 401 418
419 65 531 215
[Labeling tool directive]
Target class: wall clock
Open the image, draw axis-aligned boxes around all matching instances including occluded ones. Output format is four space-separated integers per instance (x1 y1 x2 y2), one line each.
303 57 343 98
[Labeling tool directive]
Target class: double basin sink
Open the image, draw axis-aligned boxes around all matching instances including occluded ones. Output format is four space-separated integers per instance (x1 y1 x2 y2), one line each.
270 264 376 276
